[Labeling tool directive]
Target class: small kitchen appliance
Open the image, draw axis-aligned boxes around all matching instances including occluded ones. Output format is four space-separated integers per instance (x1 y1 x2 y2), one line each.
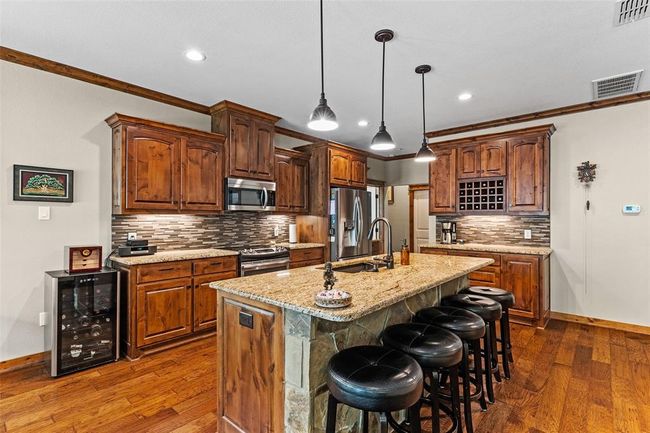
225 178 276 211
239 246 290 276
117 239 157 257
64 246 102 274
451 222 457 244
441 222 452 244
44 268 119 377
329 188 372 261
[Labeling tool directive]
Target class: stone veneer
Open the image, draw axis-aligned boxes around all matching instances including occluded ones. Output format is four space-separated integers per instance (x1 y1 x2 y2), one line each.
283 275 469 433
111 213 295 251
436 215 550 247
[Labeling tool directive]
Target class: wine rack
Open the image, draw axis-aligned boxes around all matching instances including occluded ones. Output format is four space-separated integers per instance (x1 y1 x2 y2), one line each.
458 177 506 212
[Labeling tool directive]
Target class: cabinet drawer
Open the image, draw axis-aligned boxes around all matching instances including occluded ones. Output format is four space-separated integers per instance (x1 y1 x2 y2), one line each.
469 267 501 286
290 259 323 269
446 250 501 267
290 248 324 263
193 256 238 275
137 261 192 284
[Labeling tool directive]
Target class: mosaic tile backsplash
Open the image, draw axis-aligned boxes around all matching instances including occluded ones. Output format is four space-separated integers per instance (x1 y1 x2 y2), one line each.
112 214 296 251
436 215 550 246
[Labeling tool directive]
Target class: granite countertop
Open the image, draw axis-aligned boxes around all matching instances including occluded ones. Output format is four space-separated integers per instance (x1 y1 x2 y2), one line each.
421 243 552 257
277 242 326 250
110 248 239 266
209 253 492 322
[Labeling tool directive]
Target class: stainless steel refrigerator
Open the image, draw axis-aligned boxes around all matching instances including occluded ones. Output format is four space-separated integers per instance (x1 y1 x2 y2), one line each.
329 188 372 261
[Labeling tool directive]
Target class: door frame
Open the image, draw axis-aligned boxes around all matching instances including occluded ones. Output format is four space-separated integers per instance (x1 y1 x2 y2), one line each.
408 184 430 253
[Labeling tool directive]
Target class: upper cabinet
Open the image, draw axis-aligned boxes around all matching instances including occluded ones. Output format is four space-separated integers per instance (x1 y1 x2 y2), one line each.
275 148 309 214
210 101 281 181
107 114 225 215
329 148 367 188
429 124 554 216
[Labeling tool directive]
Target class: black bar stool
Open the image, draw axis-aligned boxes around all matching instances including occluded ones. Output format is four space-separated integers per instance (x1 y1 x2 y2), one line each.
381 323 464 433
461 286 516 379
441 294 502 404
414 306 487 433
326 345 424 433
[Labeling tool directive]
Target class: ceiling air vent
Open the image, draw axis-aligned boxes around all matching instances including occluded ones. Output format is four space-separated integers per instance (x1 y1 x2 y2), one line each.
592 70 643 99
614 0 649 26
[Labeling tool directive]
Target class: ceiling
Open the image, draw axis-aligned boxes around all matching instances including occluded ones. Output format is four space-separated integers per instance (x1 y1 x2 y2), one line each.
2 1 649 155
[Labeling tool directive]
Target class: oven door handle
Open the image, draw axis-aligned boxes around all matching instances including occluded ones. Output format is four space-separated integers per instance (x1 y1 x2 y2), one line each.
240 257 290 272
261 187 268 209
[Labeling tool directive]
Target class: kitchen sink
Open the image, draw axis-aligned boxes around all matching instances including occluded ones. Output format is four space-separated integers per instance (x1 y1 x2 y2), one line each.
334 262 383 274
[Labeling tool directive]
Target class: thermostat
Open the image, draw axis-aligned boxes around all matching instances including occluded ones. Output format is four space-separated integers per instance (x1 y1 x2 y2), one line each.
622 204 641 215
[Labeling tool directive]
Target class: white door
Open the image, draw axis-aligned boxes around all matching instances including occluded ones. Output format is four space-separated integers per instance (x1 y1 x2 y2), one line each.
413 189 430 252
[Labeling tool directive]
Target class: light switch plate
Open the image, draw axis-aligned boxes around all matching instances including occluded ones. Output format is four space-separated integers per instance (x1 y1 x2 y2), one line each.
39 312 48 327
127 232 137 240
38 206 50 220
524 229 532 240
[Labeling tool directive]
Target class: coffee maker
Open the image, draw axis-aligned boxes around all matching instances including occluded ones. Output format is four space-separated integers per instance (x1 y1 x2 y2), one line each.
441 223 452 244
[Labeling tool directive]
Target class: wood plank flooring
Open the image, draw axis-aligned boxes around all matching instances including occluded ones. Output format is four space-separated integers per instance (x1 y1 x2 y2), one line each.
1 320 649 432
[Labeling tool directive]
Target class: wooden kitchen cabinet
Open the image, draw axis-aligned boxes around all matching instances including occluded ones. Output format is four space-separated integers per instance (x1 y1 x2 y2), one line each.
457 145 481 179
350 155 367 187
481 140 507 177
112 254 239 359
210 100 281 181
429 148 457 214
508 135 548 214
289 247 324 268
420 247 550 327
136 277 193 347
217 293 284 433
275 148 309 213
107 114 225 214
329 148 367 188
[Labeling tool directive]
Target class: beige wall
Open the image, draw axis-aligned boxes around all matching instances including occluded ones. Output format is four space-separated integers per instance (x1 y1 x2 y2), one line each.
0 62 211 361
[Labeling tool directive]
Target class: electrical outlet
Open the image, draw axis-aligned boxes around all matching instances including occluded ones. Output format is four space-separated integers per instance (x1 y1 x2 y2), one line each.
39 312 48 327
524 229 532 240
273 225 280 237
127 232 137 240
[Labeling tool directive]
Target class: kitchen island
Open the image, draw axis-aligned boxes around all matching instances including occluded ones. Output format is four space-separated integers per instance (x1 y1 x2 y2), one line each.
209 253 492 433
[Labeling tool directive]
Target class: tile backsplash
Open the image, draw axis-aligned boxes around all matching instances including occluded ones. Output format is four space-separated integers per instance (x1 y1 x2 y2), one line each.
112 214 296 252
436 215 550 246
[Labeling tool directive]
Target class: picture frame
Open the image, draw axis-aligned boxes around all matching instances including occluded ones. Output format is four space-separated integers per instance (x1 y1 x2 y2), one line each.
13 164 74 202
386 185 394 205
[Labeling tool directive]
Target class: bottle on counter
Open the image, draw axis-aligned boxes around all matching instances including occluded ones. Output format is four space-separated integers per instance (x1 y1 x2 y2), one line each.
400 239 410 265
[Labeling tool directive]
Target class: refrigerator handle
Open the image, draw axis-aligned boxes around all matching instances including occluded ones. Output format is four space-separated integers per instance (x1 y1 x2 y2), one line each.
354 196 363 246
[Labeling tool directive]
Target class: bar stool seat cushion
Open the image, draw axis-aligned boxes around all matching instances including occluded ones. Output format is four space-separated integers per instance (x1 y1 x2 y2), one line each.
381 323 463 370
327 345 423 412
461 286 515 309
441 294 502 322
414 306 486 341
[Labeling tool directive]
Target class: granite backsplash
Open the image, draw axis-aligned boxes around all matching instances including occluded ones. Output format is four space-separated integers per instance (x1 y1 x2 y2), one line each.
436 215 550 247
112 214 296 252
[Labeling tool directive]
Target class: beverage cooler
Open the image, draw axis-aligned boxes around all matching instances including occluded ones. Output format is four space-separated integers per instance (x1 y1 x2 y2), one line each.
44 269 119 377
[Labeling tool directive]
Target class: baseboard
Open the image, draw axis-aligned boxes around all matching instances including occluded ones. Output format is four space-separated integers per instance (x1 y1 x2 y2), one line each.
0 351 46 373
550 311 650 335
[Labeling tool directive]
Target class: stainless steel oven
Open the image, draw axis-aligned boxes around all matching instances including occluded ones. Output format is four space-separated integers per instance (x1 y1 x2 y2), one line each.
239 247 290 276
225 178 276 211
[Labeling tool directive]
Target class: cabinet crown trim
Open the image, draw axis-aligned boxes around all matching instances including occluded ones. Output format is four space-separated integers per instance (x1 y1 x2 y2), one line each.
105 113 226 142
208 100 281 123
429 124 556 148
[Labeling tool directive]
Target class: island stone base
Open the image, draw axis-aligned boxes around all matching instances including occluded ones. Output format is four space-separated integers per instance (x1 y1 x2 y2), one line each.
283 275 469 433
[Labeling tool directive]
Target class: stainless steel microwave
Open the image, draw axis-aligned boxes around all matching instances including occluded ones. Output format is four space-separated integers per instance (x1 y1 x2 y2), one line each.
225 178 276 211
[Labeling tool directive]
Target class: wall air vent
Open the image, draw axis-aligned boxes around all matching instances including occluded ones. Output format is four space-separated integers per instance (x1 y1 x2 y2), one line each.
614 0 649 26
592 70 643 99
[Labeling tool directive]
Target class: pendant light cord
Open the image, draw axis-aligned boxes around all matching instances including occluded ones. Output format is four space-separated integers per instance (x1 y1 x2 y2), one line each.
421 71 426 136
381 41 386 124
320 0 325 97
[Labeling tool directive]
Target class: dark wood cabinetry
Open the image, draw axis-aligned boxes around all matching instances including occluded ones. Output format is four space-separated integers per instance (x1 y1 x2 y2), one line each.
107 114 225 214
217 293 284 433
329 148 367 188
428 124 554 216
112 255 239 359
420 247 550 327
210 100 281 181
429 148 457 214
289 247 324 269
275 148 309 213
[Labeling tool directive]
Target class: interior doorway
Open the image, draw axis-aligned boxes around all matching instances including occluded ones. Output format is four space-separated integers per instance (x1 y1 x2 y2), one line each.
409 185 431 252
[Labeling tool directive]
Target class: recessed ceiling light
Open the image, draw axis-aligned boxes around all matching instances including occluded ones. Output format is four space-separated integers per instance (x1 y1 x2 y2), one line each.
458 92 472 101
185 49 206 62
357 120 368 127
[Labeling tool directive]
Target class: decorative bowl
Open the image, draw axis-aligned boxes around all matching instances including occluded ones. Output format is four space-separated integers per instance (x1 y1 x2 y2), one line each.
315 289 352 309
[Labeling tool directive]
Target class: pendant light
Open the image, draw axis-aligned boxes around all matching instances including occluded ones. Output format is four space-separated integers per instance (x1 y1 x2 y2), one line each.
308 0 338 131
370 29 396 151
414 64 436 163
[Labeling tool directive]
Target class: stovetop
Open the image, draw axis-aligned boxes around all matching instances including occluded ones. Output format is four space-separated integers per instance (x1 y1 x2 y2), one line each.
239 246 289 261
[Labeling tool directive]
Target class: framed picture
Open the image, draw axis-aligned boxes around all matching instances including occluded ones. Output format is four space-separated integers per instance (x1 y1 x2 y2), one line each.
386 185 394 205
13 165 74 202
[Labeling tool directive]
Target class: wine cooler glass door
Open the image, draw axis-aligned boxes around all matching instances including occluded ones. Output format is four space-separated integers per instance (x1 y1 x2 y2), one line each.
57 272 117 375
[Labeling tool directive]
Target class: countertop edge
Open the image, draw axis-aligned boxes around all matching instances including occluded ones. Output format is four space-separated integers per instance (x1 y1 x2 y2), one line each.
110 249 240 266
211 258 493 322
421 244 552 257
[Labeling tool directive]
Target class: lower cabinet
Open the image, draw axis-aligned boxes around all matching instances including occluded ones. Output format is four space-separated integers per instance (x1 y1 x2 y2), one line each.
217 293 284 433
289 247 324 269
115 255 239 359
420 247 550 327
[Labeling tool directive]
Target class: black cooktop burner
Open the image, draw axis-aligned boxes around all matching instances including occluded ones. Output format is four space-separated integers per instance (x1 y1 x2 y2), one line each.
239 246 289 261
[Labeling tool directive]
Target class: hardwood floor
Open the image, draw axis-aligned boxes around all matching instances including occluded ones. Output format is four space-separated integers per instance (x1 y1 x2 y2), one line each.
1 320 649 432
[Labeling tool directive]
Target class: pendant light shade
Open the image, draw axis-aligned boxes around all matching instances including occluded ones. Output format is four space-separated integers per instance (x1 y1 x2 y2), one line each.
308 0 338 131
370 29 395 151
414 64 436 163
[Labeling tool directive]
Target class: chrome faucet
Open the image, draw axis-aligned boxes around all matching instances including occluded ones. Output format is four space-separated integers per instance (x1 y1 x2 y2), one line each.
368 217 394 269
